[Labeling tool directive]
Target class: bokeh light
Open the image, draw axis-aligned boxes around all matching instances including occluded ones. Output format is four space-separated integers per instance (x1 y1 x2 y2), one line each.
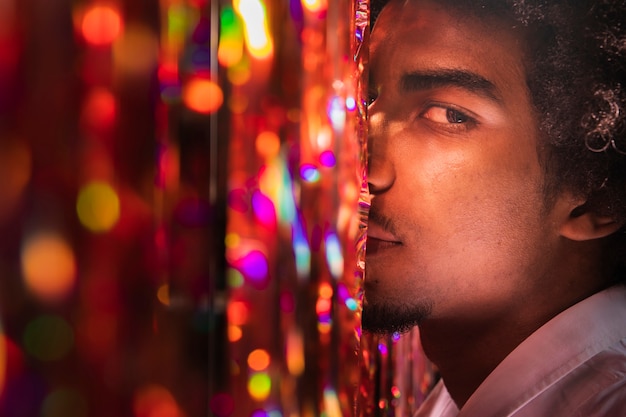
319 150 336 167
247 372 271 401
228 325 243 342
218 7 244 67
76 181 121 233
113 24 159 76
227 301 249 326
0 140 31 223
156 284 170 306
182 78 224 114
23 315 74 362
234 0 274 59
133 384 182 417
299 163 320 183
302 0 328 13
41 388 89 417
251 191 276 227
81 88 117 129
21 233 77 303
255 131 281 159
247 349 270 371
81 5 122 46
209 393 235 417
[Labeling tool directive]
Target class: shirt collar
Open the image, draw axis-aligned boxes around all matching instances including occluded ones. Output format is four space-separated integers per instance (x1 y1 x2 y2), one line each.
456 284 626 417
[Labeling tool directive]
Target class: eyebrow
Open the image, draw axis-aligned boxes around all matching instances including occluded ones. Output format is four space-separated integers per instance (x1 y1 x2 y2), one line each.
399 69 503 104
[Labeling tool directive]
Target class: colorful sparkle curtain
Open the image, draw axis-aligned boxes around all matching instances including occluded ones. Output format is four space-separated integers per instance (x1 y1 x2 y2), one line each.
0 0 435 416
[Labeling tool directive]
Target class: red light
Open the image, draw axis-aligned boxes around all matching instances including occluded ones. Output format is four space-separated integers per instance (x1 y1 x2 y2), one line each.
81 6 122 46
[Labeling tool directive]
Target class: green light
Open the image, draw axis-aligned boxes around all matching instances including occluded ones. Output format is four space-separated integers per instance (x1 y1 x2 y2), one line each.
23 315 74 361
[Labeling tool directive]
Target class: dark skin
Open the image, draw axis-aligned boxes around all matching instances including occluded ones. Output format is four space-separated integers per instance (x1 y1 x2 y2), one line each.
363 0 623 407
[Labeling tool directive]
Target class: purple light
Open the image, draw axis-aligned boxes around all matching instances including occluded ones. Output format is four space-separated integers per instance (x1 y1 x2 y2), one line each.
319 150 336 167
251 191 276 227
238 250 269 287
299 164 320 183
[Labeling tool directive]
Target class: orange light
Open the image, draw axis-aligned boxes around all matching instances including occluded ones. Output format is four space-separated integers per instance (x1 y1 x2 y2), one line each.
182 78 223 114
255 131 280 159
286 331 304 376
21 233 77 303
228 325 243 342
318 282 333 299
157 284 170 306
81 5 122 46
133 384 181 417
247 349 270 371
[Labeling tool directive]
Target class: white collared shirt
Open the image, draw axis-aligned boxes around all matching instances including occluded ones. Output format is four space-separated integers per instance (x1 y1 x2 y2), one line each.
415 284 626 417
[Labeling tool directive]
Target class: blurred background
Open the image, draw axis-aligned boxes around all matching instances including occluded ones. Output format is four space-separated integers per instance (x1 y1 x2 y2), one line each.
0 0 220 416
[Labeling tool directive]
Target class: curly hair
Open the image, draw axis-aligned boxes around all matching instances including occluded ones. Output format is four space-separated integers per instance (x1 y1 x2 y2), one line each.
370 0 626 276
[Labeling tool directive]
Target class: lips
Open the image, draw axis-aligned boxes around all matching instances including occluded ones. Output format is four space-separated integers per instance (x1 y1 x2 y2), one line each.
366 220 402 255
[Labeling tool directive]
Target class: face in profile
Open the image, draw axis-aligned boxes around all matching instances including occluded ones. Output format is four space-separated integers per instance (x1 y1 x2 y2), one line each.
362 0 568 335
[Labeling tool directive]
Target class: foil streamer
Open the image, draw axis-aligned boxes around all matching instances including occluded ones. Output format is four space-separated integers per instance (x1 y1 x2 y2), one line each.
214 0 366 415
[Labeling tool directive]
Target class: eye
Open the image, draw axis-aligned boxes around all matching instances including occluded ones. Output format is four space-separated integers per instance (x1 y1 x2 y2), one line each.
419 104 478 134
421 105 472 124
368 87 379 105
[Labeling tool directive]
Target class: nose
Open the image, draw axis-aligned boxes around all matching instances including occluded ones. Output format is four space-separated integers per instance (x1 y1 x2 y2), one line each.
367 102 395 195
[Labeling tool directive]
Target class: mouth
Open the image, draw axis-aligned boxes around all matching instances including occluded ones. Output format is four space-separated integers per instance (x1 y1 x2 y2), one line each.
366 219 402 255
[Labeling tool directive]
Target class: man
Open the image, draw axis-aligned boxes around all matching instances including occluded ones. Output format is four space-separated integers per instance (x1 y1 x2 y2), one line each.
362 0 626 415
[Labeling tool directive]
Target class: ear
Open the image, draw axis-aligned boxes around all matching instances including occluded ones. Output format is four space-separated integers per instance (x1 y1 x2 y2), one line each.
559 201 624 241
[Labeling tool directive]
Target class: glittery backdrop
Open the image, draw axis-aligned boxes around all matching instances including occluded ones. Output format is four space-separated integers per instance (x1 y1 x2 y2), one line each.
0 1 434 416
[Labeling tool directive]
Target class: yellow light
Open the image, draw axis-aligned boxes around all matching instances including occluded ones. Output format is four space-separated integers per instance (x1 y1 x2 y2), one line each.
225 233 240 248
258 160 281 205
227 55 251 85
247 349 270 371
302 0 328 13
183 78 224 114
21 233 77 303
76 181 121 233
248 372 271 401
234 0 273 59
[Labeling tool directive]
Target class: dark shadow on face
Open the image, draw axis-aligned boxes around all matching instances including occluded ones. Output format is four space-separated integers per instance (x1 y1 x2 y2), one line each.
362 296 433 335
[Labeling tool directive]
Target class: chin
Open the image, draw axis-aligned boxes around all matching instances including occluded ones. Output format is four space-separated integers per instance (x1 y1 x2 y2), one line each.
361 299 431 335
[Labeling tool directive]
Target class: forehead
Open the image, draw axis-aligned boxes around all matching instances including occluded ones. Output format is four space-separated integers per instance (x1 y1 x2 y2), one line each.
370 0 528 93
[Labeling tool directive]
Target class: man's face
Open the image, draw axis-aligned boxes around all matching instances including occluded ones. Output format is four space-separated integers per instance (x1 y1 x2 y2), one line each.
363 1 565 334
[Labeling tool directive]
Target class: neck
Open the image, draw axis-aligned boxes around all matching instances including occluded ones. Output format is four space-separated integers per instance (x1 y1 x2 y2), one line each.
420 240 613 407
